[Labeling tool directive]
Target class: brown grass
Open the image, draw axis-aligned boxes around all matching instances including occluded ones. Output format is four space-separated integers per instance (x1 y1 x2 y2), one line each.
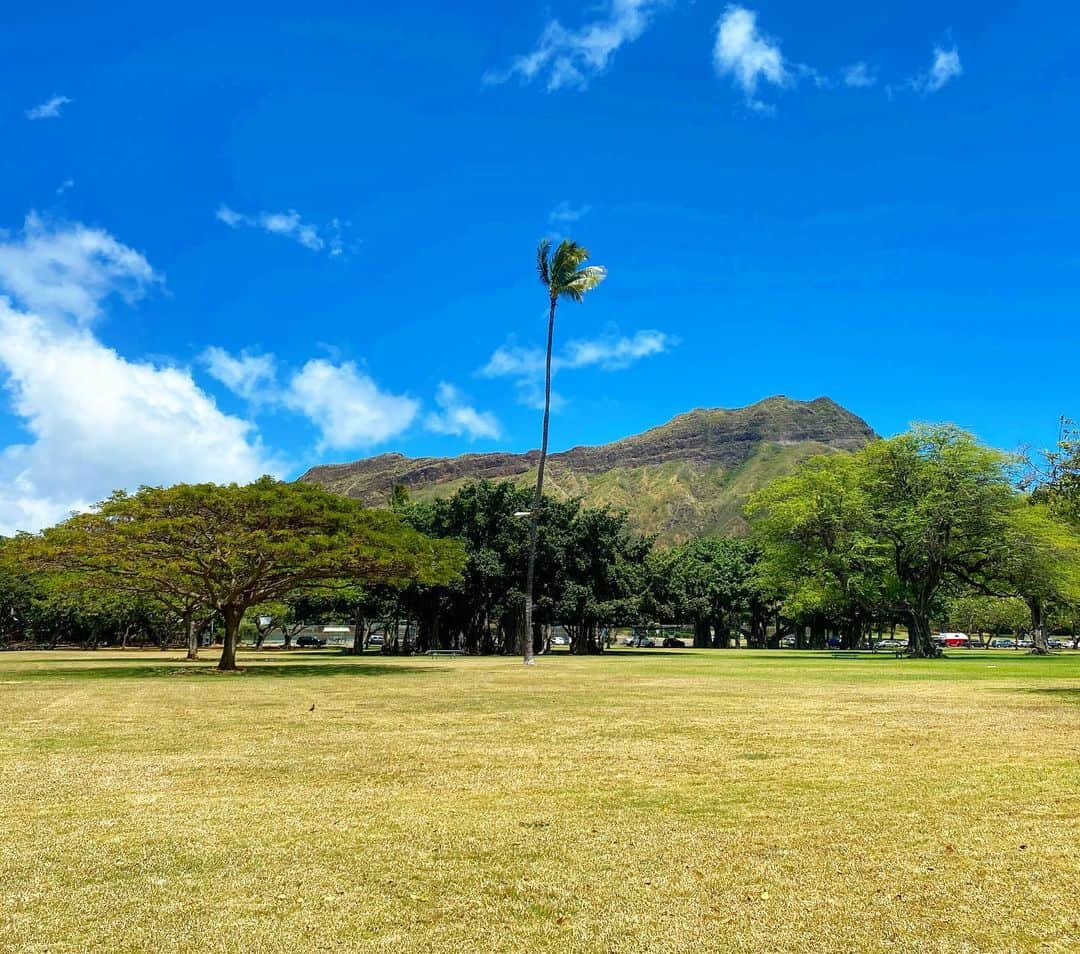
1 649 1077 952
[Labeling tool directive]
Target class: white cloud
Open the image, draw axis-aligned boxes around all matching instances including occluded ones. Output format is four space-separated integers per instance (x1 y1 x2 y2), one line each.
480 329 673 409
215 205 344 256
911 46 962 94
485 0 668 91
283 359 419 452
0 213 159 324
201 347 277 402
56 178 75 196
26 95 72 120
549 201 591 225
563 329 671 369
0 216 275 534
481 344 544 380
0 308 275 534
843 61 876 88
425 383 501 441
713 6 790 112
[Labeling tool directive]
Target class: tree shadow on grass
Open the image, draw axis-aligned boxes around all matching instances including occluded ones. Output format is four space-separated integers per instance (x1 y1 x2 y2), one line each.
9 660 448 681
601 650 701 658
1023 687 1080 704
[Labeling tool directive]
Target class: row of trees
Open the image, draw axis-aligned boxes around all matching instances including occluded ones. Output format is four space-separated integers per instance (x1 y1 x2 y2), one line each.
3 479 463 670
3 426 1078 661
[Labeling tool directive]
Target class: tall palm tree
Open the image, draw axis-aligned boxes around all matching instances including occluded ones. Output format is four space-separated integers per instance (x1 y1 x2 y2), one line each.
523 239 606 664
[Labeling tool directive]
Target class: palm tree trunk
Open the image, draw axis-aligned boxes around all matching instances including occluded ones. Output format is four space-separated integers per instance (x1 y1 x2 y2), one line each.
524 296 557 666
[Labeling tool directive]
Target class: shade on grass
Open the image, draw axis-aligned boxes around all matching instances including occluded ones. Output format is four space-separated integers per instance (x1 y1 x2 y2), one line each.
1 649 1078 952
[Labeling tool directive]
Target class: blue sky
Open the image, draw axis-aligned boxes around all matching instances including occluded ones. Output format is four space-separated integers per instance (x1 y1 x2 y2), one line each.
0 1 1077 532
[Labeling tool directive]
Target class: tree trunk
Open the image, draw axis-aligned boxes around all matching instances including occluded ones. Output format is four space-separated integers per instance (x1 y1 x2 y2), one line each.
218 606 243 671
570 621 602 655
185 613 199 661
693 619 711 649
352 617 367 655
1028 599 1050 655
523 296 558 667
905 609 939 658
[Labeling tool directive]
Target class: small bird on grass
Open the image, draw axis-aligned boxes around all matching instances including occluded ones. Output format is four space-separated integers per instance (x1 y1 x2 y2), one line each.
309 704 316 712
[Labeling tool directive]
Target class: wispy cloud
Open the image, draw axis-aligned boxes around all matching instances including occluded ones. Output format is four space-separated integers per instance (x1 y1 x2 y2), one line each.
425 383 502 441
549 201 591 225
215 205 345 256
563 330 672 370
55 178 75 196
485 0 669 91
26 95 72 120
713 8 961 109
842 61 876 88
481 329 674 409
0 212 160 324
910 46 962 94
713 6 792 113
201 347 277 402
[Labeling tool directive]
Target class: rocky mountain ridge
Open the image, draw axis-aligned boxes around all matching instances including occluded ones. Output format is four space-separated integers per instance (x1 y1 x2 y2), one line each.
299 396 875 542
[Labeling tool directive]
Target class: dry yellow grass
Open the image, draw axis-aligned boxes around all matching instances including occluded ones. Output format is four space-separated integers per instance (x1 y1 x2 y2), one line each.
1 648 1078 953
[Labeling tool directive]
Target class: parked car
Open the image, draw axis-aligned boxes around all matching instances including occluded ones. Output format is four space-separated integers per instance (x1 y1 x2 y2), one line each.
876 638 907 650
296 635 327 648
628 636 655 648
1016 639 1034 649
551 635 570 646
661 637 686 648
367 633 384 645
1048 639 1063 649
779 635 797 649
989 638 1015 648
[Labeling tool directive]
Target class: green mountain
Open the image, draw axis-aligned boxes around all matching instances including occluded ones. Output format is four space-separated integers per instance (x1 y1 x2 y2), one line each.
298 396 875 544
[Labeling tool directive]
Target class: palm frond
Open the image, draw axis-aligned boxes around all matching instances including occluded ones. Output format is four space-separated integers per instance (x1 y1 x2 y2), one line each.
549 240 586 287
536 239 552 287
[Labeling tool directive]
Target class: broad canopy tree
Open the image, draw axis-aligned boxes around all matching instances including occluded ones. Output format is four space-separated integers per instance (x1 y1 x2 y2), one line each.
648 537 763 648
16 478 464 670
402 480 648 655
749 426 1080 656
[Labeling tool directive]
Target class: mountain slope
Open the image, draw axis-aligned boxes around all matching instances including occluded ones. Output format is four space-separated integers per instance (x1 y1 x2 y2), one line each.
299 396 875 543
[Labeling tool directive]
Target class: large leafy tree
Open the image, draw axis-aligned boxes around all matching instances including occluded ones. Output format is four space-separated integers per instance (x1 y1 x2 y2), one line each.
403 480 533 654
523 239 606 665
397 480 650 656
15 478 464 670
859 427 1040 656
1029 418 1080 523
748 454 887 649
545 503 650 654
987 504 1080 653
0 539 38 647
946 596 1030 642
650 538 763 648
749 426 1079 657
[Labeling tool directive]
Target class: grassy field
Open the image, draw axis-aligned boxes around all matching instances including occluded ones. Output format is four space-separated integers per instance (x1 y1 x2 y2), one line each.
1 648 1077 953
